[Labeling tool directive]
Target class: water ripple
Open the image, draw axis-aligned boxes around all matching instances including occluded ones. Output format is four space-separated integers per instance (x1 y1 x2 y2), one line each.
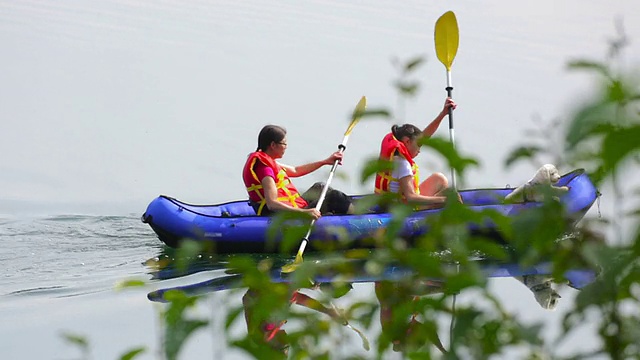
0 215 161 299
7 285 66 296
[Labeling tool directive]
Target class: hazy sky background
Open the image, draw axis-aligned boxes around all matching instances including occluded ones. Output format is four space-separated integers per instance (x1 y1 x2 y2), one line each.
1 0 639 215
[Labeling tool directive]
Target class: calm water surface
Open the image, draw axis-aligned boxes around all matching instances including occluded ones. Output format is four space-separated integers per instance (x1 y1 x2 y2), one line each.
1 215 596 359
0 215 259 359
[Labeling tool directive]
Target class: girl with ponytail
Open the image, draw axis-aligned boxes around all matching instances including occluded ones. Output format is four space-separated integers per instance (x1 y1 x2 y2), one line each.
374 98 459 209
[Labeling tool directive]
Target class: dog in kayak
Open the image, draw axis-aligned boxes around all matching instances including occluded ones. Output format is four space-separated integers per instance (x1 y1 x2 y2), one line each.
505 164 570 203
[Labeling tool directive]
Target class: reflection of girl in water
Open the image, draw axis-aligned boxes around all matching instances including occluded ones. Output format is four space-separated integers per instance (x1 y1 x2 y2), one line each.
242 287 348 355
375 280 448 354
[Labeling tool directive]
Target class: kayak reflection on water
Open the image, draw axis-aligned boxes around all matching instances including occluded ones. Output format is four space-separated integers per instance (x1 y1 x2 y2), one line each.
146 257 598 355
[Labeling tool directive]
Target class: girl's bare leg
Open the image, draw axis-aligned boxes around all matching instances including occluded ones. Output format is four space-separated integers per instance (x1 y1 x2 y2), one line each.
419 172 448 196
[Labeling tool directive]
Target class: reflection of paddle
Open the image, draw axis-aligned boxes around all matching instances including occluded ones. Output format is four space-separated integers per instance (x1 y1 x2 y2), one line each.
281 96 367 274
435 10 459 189
347 323 370 351
330 303 370 351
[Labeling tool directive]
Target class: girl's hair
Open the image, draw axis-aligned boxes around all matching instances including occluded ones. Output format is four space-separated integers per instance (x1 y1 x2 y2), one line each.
256 125 287 151
391 124 421 140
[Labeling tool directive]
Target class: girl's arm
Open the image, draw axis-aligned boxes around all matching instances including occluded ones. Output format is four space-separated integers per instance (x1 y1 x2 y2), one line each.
422 97 456 138
281 151 343 178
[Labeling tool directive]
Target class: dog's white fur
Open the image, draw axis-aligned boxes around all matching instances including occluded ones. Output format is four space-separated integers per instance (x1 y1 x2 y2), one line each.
505 164 570 203
515 274 561 310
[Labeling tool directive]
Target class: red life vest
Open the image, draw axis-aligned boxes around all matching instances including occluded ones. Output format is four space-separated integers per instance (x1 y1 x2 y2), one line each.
374 132 420 195
242 151 308 215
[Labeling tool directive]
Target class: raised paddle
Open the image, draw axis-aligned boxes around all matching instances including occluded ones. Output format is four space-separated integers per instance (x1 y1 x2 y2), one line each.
435 11 461 351
281 96 367 273
434 10 459 189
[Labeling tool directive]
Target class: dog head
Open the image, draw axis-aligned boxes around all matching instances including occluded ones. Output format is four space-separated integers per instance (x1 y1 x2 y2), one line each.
530 164 561 185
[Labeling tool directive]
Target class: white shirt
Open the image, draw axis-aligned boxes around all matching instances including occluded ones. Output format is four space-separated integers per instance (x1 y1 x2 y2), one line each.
389 156 413 193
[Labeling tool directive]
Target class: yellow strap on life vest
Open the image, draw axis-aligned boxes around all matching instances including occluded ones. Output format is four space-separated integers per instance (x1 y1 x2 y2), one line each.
376 160 420 195
246 160 303 214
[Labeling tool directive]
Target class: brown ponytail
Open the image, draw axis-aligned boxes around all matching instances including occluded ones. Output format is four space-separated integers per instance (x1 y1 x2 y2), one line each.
391 124 421 140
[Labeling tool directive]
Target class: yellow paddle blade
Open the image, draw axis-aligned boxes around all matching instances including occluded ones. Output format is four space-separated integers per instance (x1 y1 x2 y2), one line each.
281 251 304 273
434 11 459 71
345 96 367 136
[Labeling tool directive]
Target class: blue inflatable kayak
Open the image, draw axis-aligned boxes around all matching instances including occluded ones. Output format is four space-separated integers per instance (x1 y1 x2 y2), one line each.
142 169 598 253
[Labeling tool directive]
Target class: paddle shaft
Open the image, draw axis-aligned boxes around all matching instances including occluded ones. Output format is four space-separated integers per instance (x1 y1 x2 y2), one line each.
445 71 457 190
280 96 365 273
296 140 349 256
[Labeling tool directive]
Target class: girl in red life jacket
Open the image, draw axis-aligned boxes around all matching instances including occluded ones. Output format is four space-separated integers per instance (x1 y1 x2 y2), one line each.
374 98 459 209
243 125 354 218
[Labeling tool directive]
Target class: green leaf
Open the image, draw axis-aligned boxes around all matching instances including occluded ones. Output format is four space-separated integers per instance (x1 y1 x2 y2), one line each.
161 290 209 360
61 332 89 349
114 279 146 290
419 136 480 179
360 108 391 119
175 240 205 275
607 79 627 102
164 319 209 360
119 347 146 360
225 303 246 330
565 102 616 149
566 59 610 78
403 56 425 73
359 157 394 183
394 81 420 96
504 146 543 168
601 125 640 175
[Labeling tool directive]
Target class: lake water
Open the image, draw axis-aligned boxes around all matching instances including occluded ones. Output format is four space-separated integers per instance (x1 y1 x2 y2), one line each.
2 0 639 359
0 215 599 359
0 215 256 359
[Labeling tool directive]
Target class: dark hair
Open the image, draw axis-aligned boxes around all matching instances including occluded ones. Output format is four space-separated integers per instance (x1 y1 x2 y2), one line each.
256 125 287 151
391 124 421 140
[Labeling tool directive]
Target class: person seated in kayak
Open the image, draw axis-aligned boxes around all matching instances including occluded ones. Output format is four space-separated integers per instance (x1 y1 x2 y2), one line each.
374 98 459 210
243 124 354 218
